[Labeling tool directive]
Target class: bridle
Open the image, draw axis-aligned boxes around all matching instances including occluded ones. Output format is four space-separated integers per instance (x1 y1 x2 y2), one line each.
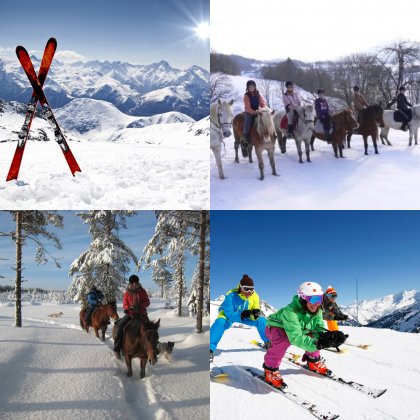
210 103 232 131
297 106 314 130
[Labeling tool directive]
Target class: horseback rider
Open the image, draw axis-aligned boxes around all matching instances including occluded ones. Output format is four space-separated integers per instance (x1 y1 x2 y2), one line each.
242 80 266 148
396 86 413 132
113 274 150 359
85 285 104 326
314 89 332 144
283 81 301 138
352 85 368 125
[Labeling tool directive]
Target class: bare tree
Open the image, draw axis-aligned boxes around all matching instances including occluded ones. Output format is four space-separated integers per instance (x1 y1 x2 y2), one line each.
258 78 273 108
210 72 234 103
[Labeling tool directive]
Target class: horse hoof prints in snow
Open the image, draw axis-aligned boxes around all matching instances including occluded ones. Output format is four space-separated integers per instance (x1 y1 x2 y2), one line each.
233 108 278 180
210 99 234 180
79 302 119 341
112 315 160 379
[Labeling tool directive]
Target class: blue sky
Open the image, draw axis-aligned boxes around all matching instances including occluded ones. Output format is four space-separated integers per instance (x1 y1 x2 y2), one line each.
0 211 198 292
211 211 420 308
0 0 209 69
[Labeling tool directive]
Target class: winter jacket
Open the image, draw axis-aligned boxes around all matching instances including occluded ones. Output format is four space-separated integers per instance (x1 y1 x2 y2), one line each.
217 284 261 323
353 92 368 112
315 98 330 119
266 295 325 352
321 296 346 321
123 285 150 316
282 92 301 110
87 289 104 307
396 93 413 113
244 91 266 114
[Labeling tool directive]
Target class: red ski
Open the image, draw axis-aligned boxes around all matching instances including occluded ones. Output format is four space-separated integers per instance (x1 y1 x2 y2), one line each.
6 38 57 181
14 44 81 176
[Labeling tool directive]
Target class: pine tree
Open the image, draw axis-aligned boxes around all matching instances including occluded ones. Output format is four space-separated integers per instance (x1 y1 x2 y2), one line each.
68 211 137 305
149 258 173 298
0 211 63 327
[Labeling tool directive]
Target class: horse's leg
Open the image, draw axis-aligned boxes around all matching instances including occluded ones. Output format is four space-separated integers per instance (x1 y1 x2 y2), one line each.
380 127 392 146
304 139 311 162
295 139 303 163
268 146 277 176
346 132 352 148
310 134 315 151
415 127 418 145
125 354 133 377
94 326 100 339
248 145 253 163
140 357 147 379
212 146 225 180
373 133 379 154
234 139 240 163
332 140 339 158
409 127 413 147
363 135 368 155
255 146 265 180
101 326 106 341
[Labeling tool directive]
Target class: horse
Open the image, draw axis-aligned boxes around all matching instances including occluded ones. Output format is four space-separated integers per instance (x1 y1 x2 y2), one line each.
274 105 315 163
311 109 358 158
79 302 119 341
232 108 277 180
112 315 160 378
346 104 385 154
380 104 420 146
210 99 234 180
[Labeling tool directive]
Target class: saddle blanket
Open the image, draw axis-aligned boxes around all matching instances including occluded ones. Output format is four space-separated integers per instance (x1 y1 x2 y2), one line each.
314 119 333 135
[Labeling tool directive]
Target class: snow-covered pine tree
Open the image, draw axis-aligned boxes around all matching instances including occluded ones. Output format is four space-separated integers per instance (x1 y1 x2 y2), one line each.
0 211 63 327
68 211 138 304
149 257 173 298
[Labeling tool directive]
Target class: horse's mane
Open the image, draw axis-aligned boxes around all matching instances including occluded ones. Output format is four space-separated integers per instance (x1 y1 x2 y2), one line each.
256 108 275 136
210 102 218 123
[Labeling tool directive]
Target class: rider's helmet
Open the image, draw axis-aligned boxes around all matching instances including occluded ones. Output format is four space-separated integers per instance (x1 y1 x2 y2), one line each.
285 81 294 88
317 89 325 95
246 80 256 90
129 274 140 284
399 85 406 92
353 85 360 92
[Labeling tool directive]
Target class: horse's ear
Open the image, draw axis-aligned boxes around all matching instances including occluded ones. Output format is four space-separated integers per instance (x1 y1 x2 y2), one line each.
229 99 234 106
155 318 160 328
218 99 222 105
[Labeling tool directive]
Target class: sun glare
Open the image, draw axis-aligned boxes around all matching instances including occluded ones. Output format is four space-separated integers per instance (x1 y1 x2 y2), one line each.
194 22 209 40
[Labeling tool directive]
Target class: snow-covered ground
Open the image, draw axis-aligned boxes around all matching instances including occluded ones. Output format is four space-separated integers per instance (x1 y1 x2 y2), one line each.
211 75 420 209
0 117 209 209
210 300 420 420
0 299 209 419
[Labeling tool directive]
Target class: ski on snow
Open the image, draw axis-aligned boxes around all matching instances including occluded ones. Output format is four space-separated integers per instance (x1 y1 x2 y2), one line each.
6 38 57 181
210 359 229 379
250 340 387 398
244 367 339 420
14 44 81 176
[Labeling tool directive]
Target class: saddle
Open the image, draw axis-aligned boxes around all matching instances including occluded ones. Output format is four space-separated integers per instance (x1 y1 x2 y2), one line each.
280 113 298 131
314 119 333 135
393 109 412 123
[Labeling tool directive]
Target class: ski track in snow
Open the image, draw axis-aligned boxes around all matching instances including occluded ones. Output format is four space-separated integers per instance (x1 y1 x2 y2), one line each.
0 300 209 420
210 301 420 420
0 140 208 209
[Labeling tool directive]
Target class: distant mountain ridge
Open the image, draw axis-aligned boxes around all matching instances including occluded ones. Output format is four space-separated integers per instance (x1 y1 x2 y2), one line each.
0 54 209 120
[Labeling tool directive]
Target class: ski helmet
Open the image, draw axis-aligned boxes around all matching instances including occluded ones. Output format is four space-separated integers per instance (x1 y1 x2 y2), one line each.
399 85 406 91
285 81 294 88
325 286 337 297
246 80 256 89
297 282 323 305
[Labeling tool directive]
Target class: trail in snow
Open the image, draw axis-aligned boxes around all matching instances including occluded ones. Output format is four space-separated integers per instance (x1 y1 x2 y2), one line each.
0 300 209 420
210 300 420 420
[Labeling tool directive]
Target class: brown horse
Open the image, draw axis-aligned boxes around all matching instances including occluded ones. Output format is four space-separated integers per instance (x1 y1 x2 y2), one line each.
311 109 358 158
79 302 119 341
233 108 277 180
346 104 385 154
113 315 160 378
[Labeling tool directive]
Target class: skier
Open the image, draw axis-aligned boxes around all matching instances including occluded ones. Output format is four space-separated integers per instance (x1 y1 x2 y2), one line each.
113 274 150 359
210 274 269 362
85 285 104 326
241 80 266 148
282 81 301 138
262 282 348 388
321 285 349 342
314 89 332 144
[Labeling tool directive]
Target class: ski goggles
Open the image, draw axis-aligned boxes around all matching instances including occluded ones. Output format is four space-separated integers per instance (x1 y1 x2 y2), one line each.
241 286 255 293
302 294 323 305
326 293 337 299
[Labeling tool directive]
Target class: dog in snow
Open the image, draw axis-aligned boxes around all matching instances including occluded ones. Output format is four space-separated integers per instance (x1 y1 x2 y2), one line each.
48 312 63 318
157 341 175 361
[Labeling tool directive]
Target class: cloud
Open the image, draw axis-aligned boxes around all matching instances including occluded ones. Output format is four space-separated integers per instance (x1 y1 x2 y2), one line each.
55 50 87 63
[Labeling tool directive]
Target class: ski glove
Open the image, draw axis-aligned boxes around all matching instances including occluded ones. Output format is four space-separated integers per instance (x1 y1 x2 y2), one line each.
240 310 252 321
251 309 261 319
316 331 348 350
335 314 348 321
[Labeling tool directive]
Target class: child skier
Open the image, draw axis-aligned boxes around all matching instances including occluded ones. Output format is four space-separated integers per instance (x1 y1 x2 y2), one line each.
263 282 348 388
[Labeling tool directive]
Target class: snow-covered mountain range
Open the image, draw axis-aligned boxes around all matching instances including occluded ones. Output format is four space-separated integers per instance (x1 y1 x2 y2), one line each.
0 54 209 120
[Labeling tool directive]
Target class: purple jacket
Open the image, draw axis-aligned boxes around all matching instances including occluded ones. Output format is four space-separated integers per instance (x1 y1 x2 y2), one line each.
315 98 330 118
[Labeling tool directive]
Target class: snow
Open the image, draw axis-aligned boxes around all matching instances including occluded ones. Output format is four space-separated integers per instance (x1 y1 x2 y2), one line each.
0 299 209 420
210 300 420 419
0 108 209 209
210 75 420 209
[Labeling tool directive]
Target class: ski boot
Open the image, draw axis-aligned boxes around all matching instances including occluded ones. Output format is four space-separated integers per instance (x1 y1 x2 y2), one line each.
263 363 285 389
302 354 330 375
261 341 271 350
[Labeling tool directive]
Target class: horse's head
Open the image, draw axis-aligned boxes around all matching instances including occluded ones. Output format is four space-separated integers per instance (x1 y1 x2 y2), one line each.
301 105 315 129
106 302 119 321
256 108 275 144
215 99 234 138
371 104 385 127
140 318 160 365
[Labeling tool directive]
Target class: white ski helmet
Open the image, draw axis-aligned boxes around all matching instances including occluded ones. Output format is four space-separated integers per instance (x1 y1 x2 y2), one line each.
297 282 324 305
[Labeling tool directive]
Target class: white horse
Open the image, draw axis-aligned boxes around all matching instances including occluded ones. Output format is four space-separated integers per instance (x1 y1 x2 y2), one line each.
210 100 234 179
274 105 315 163
380 104 420 146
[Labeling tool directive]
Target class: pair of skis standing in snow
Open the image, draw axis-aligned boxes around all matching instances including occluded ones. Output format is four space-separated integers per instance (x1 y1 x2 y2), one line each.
210 276 386 419
6 38 81 181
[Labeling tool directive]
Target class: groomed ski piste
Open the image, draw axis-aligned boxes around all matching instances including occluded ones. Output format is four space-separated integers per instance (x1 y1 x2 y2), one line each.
211 75 420 210
0 299 209 420
210 300 420 420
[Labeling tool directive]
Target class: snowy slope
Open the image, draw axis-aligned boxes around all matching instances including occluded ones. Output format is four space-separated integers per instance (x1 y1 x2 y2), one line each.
0 299 209 420
343 290 420 325
210 301 420 420
211 75 420 210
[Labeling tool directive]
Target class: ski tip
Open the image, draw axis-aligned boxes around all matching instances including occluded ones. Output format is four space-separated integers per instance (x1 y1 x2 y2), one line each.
15 45 27 55
47 37 58 48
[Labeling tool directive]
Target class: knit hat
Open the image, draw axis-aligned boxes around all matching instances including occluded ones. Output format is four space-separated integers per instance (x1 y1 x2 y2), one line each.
129 274 140 284
325 285 337 295
239 274 254 287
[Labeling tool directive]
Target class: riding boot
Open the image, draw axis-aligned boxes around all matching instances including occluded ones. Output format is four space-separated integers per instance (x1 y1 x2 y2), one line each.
287 124 293 139
401 122 408 132
325 132 332 144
